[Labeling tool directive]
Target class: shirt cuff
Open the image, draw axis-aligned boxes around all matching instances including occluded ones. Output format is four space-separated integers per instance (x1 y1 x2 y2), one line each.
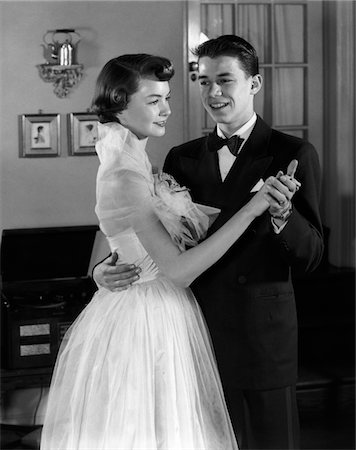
271 217 289 234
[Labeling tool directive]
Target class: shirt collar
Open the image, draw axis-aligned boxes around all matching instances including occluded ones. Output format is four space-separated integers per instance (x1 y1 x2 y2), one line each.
216 112 257 140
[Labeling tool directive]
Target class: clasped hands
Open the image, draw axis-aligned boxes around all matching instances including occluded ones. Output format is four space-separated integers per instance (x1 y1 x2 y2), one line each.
263 159 301 222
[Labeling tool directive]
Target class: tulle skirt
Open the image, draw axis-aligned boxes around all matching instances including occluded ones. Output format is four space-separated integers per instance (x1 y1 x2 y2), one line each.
40 277 238 450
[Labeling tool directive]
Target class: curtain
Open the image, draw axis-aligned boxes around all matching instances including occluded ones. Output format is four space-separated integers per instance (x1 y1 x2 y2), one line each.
322 1 355 267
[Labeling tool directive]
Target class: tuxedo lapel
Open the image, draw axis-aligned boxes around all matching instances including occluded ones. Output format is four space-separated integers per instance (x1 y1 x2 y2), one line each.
179 137 221 182
196 139 222 184
179 137 224 206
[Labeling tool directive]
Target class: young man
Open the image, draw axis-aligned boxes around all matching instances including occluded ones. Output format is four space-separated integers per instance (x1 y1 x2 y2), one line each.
93 35 324 449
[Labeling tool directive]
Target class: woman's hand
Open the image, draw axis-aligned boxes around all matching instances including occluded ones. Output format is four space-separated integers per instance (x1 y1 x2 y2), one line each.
247 176 288 218
247 160 301 219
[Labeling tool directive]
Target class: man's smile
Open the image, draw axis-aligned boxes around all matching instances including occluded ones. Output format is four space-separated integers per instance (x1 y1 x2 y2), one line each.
209 102 229 110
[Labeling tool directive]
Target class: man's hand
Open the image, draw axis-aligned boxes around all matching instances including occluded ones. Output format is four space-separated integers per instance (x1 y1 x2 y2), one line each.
268 160 301 219
93 252 141 292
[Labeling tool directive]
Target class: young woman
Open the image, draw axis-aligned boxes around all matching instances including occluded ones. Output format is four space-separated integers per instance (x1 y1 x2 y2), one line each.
41 54 299 450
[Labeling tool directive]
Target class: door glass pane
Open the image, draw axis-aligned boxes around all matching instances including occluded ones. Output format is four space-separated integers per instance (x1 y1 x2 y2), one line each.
202 102 213 135
274 4 305 63
201 98 215 131
202 4 234 38
222 4 235 34
255 67 265 120
236 4 271 63
282 129 306 139
255 67 272 125
205 108 216 131
274 68 304 126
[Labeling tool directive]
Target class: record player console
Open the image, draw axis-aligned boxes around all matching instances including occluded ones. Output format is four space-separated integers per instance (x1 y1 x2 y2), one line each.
1 226 98 369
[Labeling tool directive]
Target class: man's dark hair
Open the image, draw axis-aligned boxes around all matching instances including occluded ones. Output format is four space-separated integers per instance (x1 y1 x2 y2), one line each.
91 54 174 124
192 35 259 77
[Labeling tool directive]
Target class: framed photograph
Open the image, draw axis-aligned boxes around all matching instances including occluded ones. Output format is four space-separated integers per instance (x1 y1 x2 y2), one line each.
68 113 99 156
19 114 60 157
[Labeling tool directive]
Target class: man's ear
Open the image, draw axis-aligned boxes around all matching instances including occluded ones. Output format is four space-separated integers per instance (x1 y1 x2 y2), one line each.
251 74 263 95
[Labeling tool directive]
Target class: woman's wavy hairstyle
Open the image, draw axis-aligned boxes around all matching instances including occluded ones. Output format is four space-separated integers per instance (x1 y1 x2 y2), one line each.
91 54 174 124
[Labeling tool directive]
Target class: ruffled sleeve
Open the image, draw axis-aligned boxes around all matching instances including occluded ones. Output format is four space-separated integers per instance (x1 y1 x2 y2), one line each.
151 172 218 251
95 122 156 237
96 166 213 252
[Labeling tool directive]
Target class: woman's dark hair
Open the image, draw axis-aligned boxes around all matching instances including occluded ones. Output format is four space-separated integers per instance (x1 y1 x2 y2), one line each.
192 35 259 77
91 54 174 123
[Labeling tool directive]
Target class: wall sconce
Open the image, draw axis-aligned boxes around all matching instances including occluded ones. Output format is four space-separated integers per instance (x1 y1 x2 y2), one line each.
36 29 84 99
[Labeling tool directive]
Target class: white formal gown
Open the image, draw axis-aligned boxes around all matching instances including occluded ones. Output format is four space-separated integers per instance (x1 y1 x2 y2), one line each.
40 122 238 450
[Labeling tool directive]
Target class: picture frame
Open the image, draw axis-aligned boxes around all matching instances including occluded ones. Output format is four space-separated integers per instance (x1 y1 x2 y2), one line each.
19 114 60 157
68 112 99 156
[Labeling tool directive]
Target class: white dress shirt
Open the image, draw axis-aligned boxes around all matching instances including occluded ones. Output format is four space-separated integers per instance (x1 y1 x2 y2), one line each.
216 113 257 181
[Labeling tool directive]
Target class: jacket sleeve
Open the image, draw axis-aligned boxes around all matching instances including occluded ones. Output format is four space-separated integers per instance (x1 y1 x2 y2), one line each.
272 142 324 273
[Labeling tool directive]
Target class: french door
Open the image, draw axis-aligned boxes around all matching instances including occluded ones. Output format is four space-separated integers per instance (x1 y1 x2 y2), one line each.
184 0 323 167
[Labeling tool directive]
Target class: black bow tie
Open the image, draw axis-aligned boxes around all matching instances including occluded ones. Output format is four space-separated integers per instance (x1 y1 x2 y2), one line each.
208 131 245 156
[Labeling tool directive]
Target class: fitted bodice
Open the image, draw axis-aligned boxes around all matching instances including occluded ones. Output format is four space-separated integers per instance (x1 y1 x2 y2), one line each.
107 230 160 283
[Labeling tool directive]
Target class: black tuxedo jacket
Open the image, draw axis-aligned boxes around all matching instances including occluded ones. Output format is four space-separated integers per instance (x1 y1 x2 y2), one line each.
163 116 324 390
